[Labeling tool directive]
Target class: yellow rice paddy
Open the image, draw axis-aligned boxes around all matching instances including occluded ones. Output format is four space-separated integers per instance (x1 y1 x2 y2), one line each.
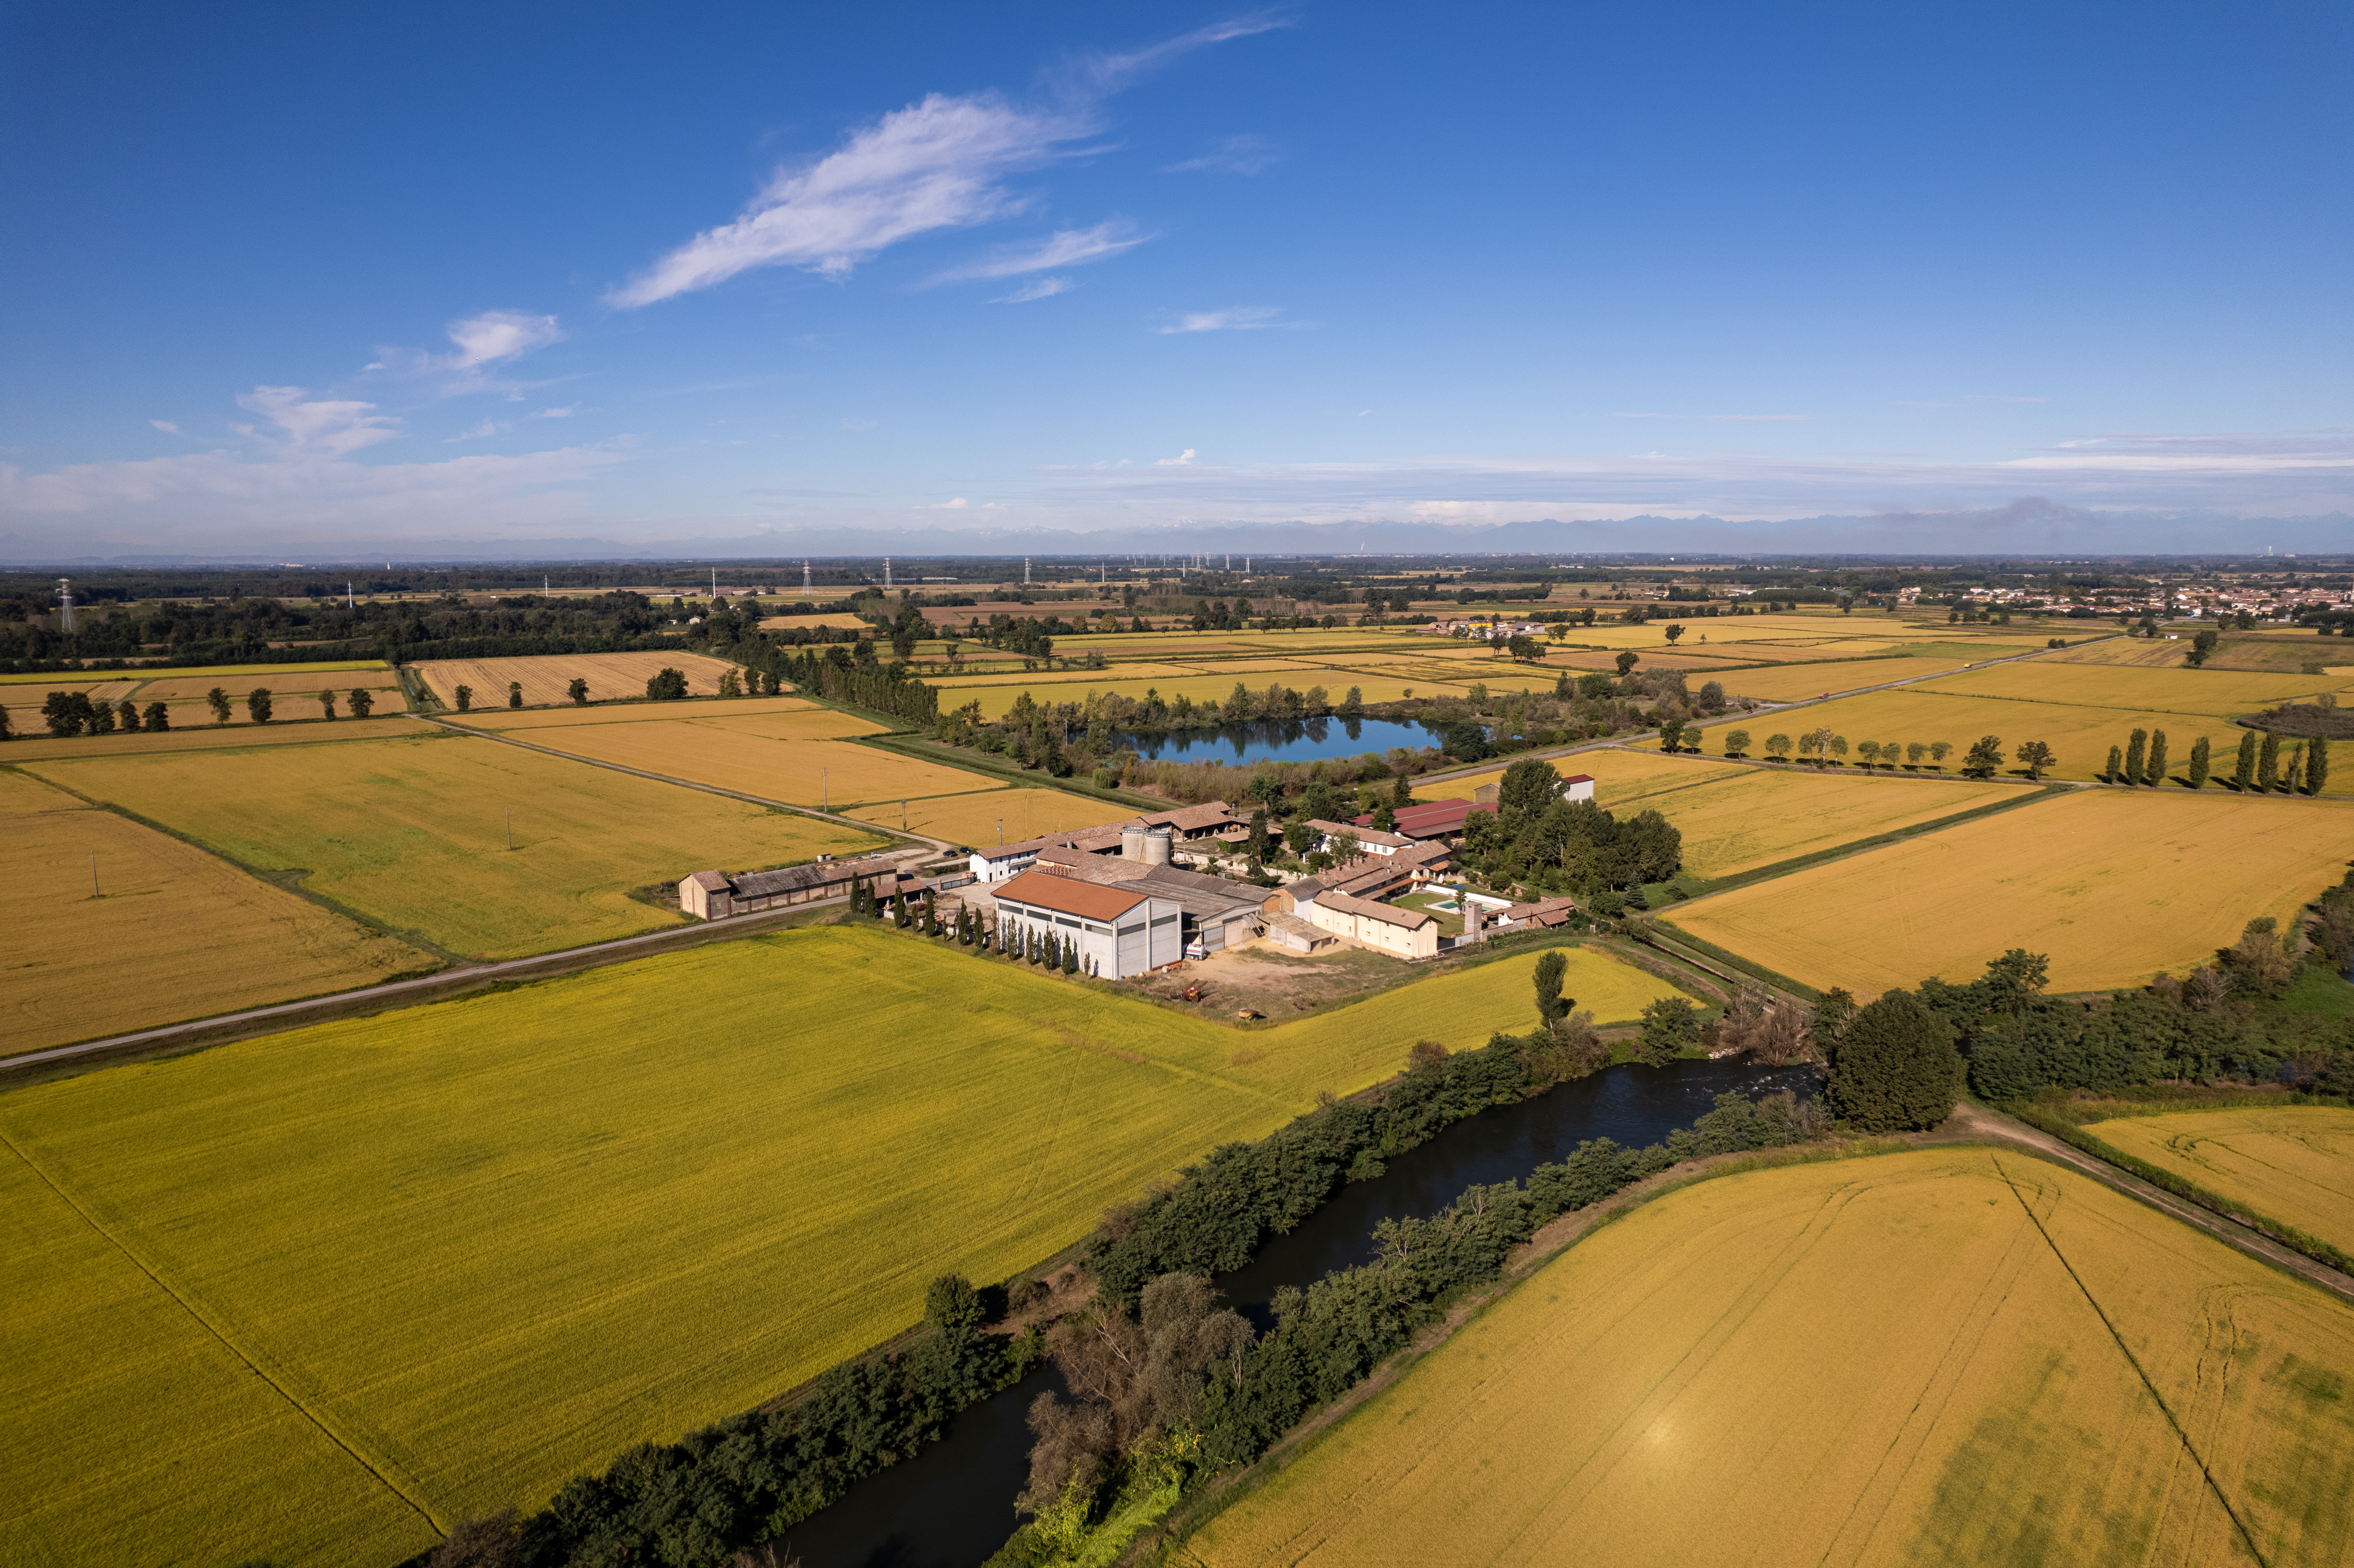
2082 1107 2354 1256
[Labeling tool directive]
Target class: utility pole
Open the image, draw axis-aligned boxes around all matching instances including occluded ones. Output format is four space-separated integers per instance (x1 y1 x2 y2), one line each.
91 852 99 896
711 566 718 596
505 808 513 850
822 767 828 811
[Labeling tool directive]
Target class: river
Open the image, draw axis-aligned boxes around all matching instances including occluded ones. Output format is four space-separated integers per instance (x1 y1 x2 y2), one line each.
782 1056 1817 1568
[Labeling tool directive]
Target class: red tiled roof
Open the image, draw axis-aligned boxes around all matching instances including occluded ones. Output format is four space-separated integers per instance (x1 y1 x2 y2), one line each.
994 869 1152 921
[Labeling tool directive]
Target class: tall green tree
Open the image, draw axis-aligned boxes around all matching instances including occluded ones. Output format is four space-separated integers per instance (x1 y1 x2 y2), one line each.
2233 730 2258 790
1391 771 1413 808
1960 735 2005 778
2258 730 2280 791
2015 740 2055 780
317 689 336 720
454 684 473 712
508 681 524 709
1532 950 1571 1027
2310 736 2331 796
1498 757 1562 821
2186 734 2211 790
2104 744 2124 782
246 688 274 724
348 687 374 718
2122 728 2147 785
1636 996 1698 1066
207 687 232 724
141 701 168 731
567 677 591 705
2144 728 2168 786
2186 627 2220 666
118 699 141 731
1723 728 1751 757
1825 989 1962 1132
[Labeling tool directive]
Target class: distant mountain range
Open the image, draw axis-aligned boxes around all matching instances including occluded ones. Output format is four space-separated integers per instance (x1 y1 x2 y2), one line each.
8 503 2351 566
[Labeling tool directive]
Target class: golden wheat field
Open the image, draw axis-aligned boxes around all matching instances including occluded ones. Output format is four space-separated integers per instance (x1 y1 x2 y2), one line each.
1920 660 2332 716
0 929 1679 1568
515 720 999 808
453 697 877 736
0 713 421 762
846 786 1135 844
1718 654 1977 701
1671 788 2354 994
1673 687 2277 787
132 668 404 705
0 659 388 688
1184 1147 2354 1568
25 733 886 959
1439 751 2010 878
0 772 425 1054
412 650 747 709
2082 1108 2354 1255
2045 637 2218 668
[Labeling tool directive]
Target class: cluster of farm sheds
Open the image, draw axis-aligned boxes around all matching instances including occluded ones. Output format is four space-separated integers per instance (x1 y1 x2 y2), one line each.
681 778 1594 976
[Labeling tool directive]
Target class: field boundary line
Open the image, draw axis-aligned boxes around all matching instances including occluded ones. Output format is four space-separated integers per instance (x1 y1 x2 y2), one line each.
0 1125 447 1537
1989 1152 2271 1568
406 712 959 850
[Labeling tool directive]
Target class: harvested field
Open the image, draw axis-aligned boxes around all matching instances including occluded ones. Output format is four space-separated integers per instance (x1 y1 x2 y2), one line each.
847 786 1135 844
2082 1107 2354 1255
1185 1147 2354 1568
0 928 1673 1567
25 733 886 959
1670 788 2354 994
411 651 747 709
515 721 999 808
756 612 870 630
0 714 421 762
0 772 426 1055
132 668 403 706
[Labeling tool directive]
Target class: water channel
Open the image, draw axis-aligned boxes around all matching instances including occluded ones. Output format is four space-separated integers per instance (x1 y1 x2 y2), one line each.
1110 716 1444 766
784 1056 1819 1568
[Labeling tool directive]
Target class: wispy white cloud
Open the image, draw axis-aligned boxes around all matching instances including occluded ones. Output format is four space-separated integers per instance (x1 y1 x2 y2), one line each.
234 386 402 457
446 310 564 369
1060 14 1294 95
149 419 180 435
993 277 1075 303
450 418 509 442
1165 134 1279 175
533 405 579 419
1158 306 1295 334
927 496 971 509
1154 448 1198 466
610 18 1284 307
610 94 1096 306
934 219 1148 283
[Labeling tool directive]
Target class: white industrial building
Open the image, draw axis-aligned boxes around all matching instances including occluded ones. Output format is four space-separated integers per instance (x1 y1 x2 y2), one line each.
991 870 1183 978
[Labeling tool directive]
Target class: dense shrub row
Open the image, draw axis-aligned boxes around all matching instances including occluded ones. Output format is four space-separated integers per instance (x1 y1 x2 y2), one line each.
412 1279 1032 1568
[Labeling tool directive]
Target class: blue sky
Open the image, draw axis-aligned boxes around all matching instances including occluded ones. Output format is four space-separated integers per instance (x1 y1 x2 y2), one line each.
3 2 2349 557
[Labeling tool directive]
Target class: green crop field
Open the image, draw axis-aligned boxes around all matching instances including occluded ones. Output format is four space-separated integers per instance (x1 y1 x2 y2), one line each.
0 926 1684 1568
1185 1147 2354 1568
24 732 887 959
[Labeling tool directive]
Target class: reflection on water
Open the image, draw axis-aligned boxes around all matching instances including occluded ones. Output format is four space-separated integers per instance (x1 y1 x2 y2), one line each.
1113 716 1441 766
786 1057 1815 1568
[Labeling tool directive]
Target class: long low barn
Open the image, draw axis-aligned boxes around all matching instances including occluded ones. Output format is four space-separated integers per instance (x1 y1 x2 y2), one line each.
680 853 922 919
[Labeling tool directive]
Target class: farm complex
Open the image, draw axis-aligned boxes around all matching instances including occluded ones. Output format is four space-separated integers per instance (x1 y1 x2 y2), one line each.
5 564 2354 1568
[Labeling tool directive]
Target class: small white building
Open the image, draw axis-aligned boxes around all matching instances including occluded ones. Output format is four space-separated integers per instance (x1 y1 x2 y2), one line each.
991 869 1183 977
1304 819 1416 857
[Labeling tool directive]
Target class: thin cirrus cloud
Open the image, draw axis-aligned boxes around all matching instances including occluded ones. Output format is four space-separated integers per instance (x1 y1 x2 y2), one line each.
933 220 1149 284
993 277 1074 303
1164 134 1279 175
607 17 1284 307
1158 306 1296 334
149 419 181 434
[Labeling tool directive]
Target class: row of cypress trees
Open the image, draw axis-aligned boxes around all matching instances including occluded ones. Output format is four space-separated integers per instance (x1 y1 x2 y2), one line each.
2103 727 2329 793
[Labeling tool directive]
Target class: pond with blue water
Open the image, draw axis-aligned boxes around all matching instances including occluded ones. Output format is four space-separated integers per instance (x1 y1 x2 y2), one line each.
1111 716 1445 766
